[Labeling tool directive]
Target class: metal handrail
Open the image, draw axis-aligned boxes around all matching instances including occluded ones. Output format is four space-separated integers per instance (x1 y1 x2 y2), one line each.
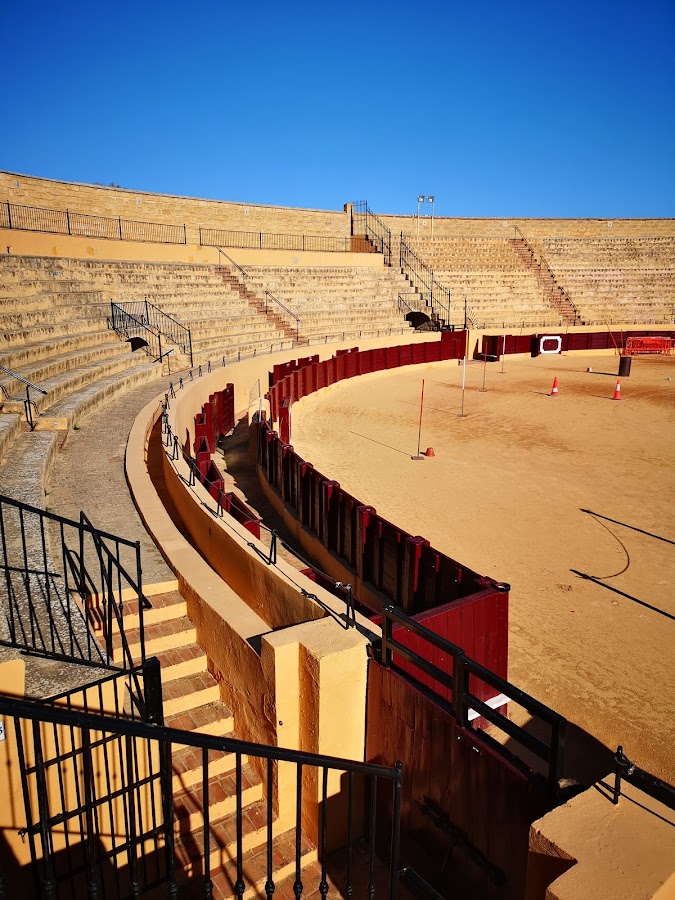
216 247 248 282
513 225 580 322
0 363 48 430
399 235 451 326
264 290 300 339
352 200 392 265
377 603 567 794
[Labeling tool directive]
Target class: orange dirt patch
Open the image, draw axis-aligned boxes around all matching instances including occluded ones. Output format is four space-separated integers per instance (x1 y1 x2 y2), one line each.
290 352 675 781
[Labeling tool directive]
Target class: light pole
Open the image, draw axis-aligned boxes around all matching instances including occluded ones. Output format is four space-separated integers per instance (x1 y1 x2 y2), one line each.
416 195 424 238
427 195 435 238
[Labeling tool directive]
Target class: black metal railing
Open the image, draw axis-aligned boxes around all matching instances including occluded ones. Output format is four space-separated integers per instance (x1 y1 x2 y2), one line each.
399 235 452 328
1 201 187 244
351 201 392 265
109 300 193 367
160 406 357 630
200 227 369 254
264 290 300 340
0 493 150 672
374 605 567 796
612 745 675 810
2 667 403 899
513 225 580 323
0 364 48 430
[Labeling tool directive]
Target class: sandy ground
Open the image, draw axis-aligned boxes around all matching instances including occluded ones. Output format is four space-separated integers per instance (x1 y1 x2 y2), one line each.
290 351 675 782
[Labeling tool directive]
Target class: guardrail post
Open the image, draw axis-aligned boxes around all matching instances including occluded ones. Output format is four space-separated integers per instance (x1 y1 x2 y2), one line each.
452 651 467 726
118 217 122 240
143 656 164 725
550 717 567 797
6 202 12 230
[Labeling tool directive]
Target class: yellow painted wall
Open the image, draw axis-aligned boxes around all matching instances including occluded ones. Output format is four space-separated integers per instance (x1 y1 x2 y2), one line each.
0 229 382 268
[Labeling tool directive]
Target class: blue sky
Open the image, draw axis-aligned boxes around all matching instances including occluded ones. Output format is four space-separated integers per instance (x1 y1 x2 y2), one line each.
2 0 674 217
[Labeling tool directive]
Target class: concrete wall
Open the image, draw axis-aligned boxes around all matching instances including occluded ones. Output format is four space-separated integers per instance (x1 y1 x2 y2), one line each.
0 171 349 246
379 213 675 239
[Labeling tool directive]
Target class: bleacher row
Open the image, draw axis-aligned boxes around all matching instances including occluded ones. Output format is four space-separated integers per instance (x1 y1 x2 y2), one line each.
1 227 673 485
405 235 675 327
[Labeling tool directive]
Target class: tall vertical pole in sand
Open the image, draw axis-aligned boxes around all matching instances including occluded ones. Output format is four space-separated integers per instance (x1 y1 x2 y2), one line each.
500 333 506 374
417 379 425 457
460 349 467 417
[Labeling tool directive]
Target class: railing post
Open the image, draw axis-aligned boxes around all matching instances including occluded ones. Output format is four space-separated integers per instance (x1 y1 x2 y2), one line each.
31 723 57 900
452 651 467 726
143 656 164 725
389 761 403 900
381 609 393 666
66 209 71 235
118 217 123 240
6 202 12 230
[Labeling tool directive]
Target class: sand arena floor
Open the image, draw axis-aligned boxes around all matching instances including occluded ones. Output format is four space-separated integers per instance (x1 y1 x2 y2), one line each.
289 351 675 782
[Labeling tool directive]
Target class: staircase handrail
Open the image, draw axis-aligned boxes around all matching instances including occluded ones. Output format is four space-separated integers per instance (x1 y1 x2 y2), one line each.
351 200 392 265
399 235 452 326
513 225 580 323
217 247 248 283
0 364 48 395
264 290 300 340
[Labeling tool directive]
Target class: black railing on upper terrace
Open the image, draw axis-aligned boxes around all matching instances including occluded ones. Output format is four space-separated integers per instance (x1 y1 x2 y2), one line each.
0 201 187 244
201 227 371 253
0 493 150 672
351 201 393 265
0 363 47 430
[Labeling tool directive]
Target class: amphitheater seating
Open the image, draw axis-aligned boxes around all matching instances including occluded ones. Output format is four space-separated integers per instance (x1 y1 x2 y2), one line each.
405 235 675 327
242 265 414 341
405 237 566 328
535 237 675 324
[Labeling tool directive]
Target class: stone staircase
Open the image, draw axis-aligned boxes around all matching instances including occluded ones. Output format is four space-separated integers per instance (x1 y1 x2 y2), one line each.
509 237 579 325
216 266 303 345
115 588 319 898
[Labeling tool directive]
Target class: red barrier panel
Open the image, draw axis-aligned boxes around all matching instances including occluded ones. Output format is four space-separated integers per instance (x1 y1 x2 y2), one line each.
298 354 319 369
425 342 441 362
225 492 261 539
345 352 359 378
316 361 328 390
326 358 337 386
398 344 413 367
273 361 296 384
412 343 426 364
372 348 386 371
335 353 347 381
335 347 359 357
358 349 374 375
279 398 291 445
385 346 400 369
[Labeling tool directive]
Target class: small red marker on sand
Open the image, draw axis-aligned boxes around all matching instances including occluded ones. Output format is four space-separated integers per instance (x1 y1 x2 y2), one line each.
550 377 559 397
613 380 621 400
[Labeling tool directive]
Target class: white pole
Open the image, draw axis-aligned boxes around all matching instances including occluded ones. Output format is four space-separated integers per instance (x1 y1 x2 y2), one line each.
500 332 506 374
460 347 467 417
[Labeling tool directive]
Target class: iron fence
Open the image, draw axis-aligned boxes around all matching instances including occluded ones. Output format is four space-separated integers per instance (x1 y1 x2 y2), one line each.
1 663 403 899
200 227 368 253
0 493 149 672
399 235 452 327
1 201 187 244
351 201 392 265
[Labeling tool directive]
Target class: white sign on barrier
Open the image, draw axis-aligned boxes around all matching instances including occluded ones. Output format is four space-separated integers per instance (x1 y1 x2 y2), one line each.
539 335 562 355
0 719 5 742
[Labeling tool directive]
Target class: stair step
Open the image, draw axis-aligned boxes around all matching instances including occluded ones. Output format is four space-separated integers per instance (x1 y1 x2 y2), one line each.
163 672 221 716
166 701 234 739
173 762 262 834
122 590 187 629
113 615 197 662
172 744 248 791
173 801 316 890
157 643 209 682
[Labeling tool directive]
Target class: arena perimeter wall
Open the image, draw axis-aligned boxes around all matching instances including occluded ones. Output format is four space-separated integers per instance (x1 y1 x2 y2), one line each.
258 332 510 706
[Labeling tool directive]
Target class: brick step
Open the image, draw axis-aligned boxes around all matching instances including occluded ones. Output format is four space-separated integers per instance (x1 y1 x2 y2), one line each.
171 801 316 892
121 589 187 629
165 701 234 739
173 762 262 834
113 614 197 663
156 643 208 683
172 743 249 792
163 671 221 717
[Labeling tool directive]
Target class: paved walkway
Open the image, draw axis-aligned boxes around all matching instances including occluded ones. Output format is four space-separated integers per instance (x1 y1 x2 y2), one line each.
46 376 175 585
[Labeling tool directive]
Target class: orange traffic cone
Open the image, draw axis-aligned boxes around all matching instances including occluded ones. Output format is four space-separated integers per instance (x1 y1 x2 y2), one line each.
613 380 621 400
424 447 435 458
550 377 559 397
